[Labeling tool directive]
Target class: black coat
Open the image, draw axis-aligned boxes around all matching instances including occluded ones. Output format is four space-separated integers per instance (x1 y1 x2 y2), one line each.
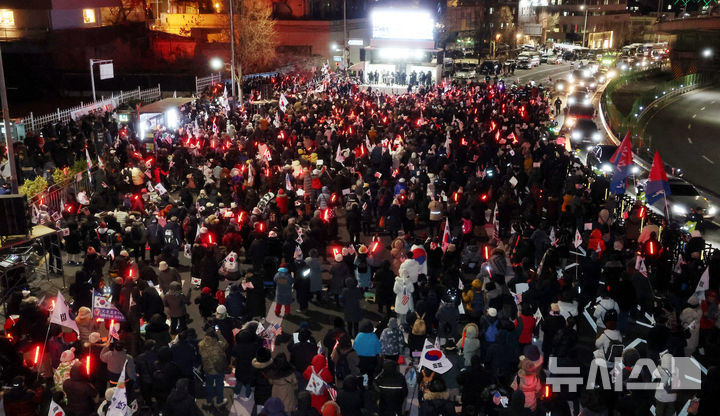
163 379 203 416
63 364 97 416
232 330 262 384
336 375 364 416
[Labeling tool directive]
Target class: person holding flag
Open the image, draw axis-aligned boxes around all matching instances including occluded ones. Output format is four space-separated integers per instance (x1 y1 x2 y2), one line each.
608 131 634 195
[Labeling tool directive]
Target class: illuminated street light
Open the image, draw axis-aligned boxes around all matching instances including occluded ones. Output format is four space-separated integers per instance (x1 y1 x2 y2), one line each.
702 48 713 58
209 57 223 71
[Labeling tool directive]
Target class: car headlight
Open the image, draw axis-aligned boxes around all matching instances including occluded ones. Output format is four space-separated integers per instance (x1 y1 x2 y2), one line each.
571 131 582 140
672 204 688 215
568 75 575 82
590 82 597 88
568 97 577 105
566 117 576 127
601 163 613 173
709 205 717 216
631 165 640 174
607 70 617 78
592 132 602 141
583 99 591 106
557 84 564 91
583 70 590 77
579 81 585 87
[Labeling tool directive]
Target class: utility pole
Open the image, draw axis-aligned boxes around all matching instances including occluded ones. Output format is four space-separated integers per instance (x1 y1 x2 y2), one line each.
229 0 237 97
343 0 347 70
0 44 18 193
582 5 589 48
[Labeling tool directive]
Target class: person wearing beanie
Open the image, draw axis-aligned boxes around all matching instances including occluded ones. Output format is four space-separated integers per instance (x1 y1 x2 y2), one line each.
511 344 544 412
75 306 99 345
681 295 702 356
194 286 219 320
252 348 274 406
320 401 342 416
379 317 406 361
274 263 294 316
157 260 182 293
462 278 485 319
54 347 79 391
330 253 351 308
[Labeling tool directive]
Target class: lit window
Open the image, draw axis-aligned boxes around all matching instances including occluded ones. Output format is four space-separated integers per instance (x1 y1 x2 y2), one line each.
0 10 14 26
83 9 95 24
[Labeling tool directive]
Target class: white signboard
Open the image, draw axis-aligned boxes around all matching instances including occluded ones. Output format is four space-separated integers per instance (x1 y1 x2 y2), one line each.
99 63 114 80
371 9 434 41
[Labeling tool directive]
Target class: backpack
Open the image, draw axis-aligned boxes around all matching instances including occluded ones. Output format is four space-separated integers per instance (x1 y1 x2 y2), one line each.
334 351 352 381
357 258 368 274
412 313 427 336
604 333 624 363
484 320 499 343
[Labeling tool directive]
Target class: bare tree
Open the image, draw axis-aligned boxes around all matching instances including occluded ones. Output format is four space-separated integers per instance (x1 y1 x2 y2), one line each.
106 0 146 24
538 11 559 44
226 0 278 98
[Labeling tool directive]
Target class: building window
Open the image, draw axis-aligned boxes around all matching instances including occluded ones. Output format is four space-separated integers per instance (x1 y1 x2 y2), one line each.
0 10 14 26
489 7 494 14
83 9 95 23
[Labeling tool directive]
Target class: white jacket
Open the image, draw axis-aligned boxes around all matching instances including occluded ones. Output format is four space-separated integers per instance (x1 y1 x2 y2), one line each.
593 298 619 328
393 276 414 315
653 353 678 403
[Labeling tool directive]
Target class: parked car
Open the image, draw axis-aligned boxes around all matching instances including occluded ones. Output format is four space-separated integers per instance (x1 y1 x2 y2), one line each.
637 178 717 219
586 144 618 172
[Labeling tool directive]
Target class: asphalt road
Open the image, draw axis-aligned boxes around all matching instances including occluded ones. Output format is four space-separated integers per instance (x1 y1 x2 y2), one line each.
513 62 575 85
643 88 720 196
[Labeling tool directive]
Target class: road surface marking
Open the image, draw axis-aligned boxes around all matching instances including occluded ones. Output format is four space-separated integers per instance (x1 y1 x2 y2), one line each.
702 155 714 164
700 106 706 111
688 123 692 130
692 114 697 119
688 137 693 144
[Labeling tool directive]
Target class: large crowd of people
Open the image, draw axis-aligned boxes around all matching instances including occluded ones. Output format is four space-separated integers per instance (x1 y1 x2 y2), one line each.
0 68 718 416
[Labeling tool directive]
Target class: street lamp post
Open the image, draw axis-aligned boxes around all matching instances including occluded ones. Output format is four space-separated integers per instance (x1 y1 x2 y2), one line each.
89 58 113 102
229 0 236 97
581 5 589 48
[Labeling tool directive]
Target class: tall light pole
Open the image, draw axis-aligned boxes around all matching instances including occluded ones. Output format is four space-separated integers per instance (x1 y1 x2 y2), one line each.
89 58 113 102
229 0 237 97
0 44 17 193
343 0 347 70
581 5 589 48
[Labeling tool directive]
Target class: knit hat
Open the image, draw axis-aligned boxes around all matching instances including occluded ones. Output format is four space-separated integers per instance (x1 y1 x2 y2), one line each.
104 387 116 402
334 254 343 263
87 247 96 255
120 250 129 257
89 332 102 344
158 261 168 271
201 287 212 295
358 245 368 254
60 347 76 363
523 344 541 362
487 307 497 317
216 305 227 319
200 227 208 234
262 397 286 416
76 306 92 323
550 303 560 313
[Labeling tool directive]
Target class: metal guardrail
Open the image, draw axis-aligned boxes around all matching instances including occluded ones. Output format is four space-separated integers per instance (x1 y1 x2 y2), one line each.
196 73 222 95
22 86 162 134
29 168 102 213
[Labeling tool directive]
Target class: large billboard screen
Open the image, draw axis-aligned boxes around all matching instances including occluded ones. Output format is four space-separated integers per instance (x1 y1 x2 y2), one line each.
371 9 434 41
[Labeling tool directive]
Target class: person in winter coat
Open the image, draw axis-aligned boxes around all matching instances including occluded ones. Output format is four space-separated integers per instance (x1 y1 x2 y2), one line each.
3 376 43 416
593 290 620 330
289 329 317 378
457 323 480 366
337 375 364 416
163 378 204 416
145 313 172 347
195 286 219 321
232 326 263 399
681 296 703 356
137 279 165 322
330 254 351 307
225 283 246 319
379 317 405 361
275 263 294 316
157 261 182 293
542 303 566 362
245 271 267 319
54 348 79 391
295 390 321 416
341 277 364 337
198 327 228 407
253 348 274 405
461 278 485 320
303 354 334 412
398 252 420 284
373 261 395 315
305 249 324 301
268 353 299 412
515 303 537 350
353 320 382 382
420 378 457 416
354 247 372 290
330 335 361 387
374 359 408 416
164 281 191 334
63 363 97 416
75 306 98 345
153 346 182 408
436 298 459 343
511 345 543 412
393 275 414 326
652 352 677 416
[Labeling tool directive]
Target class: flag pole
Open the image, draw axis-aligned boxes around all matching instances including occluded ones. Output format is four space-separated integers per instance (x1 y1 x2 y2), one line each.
38 323 52 377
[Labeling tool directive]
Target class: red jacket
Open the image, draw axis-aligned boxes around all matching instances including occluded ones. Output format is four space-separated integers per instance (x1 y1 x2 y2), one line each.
303 354 333 412
515 314 537 344
276 194 289 215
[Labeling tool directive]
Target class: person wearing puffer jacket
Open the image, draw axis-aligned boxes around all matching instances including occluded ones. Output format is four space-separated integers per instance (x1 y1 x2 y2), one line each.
456 323 480 366
681 295 703 356
274 263 294 316
303 354 334 412
63 363 97 416
652 352 677 416
398 251 420 284
54 348 79 392
510 345 543 412
198 327 228 408
419 378 457 416
379 317 405 361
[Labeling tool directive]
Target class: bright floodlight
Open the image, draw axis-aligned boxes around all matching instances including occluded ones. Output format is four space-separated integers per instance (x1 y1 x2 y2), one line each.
210 57 223 71
702 48 713 58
